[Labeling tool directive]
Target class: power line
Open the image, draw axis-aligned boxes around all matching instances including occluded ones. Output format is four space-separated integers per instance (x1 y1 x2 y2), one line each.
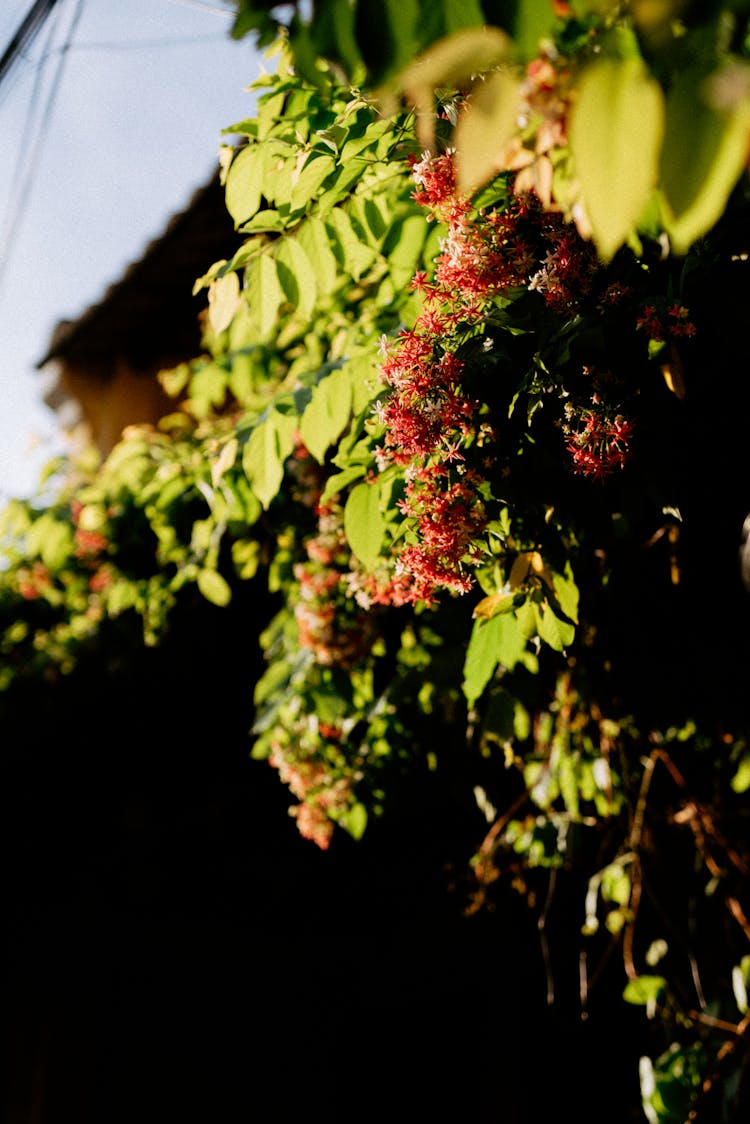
166 0 237 16
0 0 60 91
0 0 85 299
48 32 229 52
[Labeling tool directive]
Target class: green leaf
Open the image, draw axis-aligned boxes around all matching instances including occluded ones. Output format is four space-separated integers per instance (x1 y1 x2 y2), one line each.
345 352 385 414
551 563 579 625
239 209 286 234
290 152 337 212
344 479 385 568
383 212 430 290
661 66 750 254
442 0 486 33
338 801 368 840
255 87 288 140
197 568 232 607
242 409 298 508
275 235 318 322
26 513 73 570
569 57 664 262
516 598 540 640
207 272 241 335
454 69 521 197
463 611 527 705
320 464 367 504
398 25 512 98
623 975 666 1007
245 251 285 339
325 208 379 280
537 604 575 652
511 0 563 62
558 751 580 820
297 216 340 296
732 754 750 794
225 145 263 227
299 366 353 462
231 538 260 580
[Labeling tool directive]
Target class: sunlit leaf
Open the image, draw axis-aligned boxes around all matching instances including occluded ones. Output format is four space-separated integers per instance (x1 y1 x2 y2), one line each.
344 479 385 568
338 801 368 840
325 208 379 279
290 152 337 212
225 144 263 227
569 57 664 261
551 563 579 624
398 26 513 148
275 235 318 321
463 611 527 705
245 251 285 338
623 975 666 1006
297 215 340 296
197 568 232 607
242 409 297 508
207 272 241 335
454 69 521 197
398 25 512 95
231 539 260 580
473 589 515 619
211 437 238 487
537 604 575 651
299 367 353 462
26 513 73 570
661 66 750 254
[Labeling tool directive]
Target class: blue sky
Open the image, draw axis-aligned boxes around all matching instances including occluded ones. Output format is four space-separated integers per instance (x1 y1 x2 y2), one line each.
0 0 262 501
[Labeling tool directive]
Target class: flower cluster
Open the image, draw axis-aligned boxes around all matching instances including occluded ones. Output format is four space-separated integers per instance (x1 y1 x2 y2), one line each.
294 499 375 667
497 48 573 207
16 561 52 601
268 735 354 850
527 220 599 313
636 301 697 342
565 406 635 481
262 471 377 843
372 152 614 605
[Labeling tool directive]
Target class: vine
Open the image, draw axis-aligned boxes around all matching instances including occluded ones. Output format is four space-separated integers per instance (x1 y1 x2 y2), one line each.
4 3 750 1117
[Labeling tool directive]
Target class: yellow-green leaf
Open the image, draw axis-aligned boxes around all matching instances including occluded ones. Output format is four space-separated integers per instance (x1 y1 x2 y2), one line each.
211 437 238 487
473 589 515 619
225 145 263 227
245 251 285 339
242 409 297 509
344 479 385 568
454 69 521 197
661 66 750 254
325 208 379 280
568 57 664 262
398 25 512 96
463 611 527 705
537 603 575 651
231 539 260 580
297 215 340 296
275 235 317 322
397 25 513 148
299 367 353 463
207 272 241 336
290 152 337 212
197 568 232 607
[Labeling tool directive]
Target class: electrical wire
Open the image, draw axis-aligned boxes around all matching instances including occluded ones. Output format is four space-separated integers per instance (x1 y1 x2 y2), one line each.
0 0 85 300
0 0 60 96
58 33 229 51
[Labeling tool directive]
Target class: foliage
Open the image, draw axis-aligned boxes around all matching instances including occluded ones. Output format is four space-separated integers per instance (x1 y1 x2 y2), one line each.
5 1 750 1116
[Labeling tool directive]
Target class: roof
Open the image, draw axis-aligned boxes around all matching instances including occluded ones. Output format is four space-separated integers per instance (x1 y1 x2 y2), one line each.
37 171 239 371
